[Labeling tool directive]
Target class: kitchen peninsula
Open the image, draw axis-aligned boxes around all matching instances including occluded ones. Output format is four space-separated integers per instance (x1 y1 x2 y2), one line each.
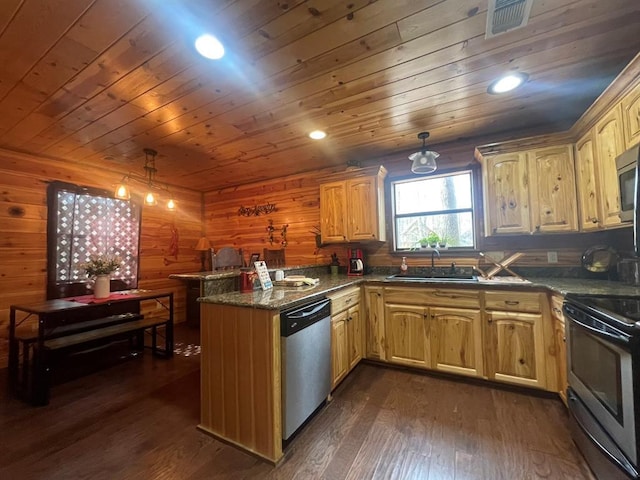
197 272 640 463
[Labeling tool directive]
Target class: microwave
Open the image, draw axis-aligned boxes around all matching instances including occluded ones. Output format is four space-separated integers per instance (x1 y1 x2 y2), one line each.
617 144 640 223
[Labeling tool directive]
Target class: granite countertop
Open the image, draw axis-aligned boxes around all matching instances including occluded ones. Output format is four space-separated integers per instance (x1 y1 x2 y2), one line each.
169 269 242 281
197 273 640 311
198 274 369 310
169 264 322 281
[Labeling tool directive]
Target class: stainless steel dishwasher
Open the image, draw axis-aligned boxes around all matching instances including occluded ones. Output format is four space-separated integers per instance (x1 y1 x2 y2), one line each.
280 296 331 440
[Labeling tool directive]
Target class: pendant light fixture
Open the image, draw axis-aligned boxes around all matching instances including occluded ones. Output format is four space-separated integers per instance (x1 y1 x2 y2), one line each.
114 148 176 210
408 132 439 174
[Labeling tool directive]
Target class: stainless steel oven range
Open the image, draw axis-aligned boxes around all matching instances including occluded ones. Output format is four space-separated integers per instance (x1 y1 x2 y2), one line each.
563 294 640 480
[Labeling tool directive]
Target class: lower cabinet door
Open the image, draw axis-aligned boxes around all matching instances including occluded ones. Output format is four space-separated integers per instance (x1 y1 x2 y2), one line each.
331 311 349 389
384 304 430 369
430 307 483 378
347 304 363 370
555 318 568 405
485 311 547 389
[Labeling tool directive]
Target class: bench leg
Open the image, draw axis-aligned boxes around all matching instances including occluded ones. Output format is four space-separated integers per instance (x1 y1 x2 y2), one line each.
31 349 50 406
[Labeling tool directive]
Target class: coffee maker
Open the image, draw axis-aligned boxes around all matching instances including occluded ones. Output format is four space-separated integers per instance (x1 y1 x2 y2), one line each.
348 248 365 276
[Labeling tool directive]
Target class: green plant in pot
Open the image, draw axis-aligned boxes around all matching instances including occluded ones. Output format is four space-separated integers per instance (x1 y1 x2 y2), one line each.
438 236 448 248
426 232 440 248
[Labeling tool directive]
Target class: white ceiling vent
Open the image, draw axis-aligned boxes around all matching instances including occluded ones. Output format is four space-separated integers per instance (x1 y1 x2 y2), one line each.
486 0 534 38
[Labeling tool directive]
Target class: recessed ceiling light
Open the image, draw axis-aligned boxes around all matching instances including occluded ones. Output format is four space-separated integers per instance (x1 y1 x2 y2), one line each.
194 34 225 60
487 72 529 94
309 130 327 140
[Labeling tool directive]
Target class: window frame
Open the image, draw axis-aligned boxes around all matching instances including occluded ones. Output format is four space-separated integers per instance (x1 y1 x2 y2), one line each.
388 165 482 256
46 181 142 299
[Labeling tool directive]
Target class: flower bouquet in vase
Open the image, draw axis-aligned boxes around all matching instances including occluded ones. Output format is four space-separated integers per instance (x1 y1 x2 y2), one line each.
81 255 121 298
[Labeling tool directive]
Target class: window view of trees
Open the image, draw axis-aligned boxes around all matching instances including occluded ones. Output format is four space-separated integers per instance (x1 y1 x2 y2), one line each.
392 171 475 250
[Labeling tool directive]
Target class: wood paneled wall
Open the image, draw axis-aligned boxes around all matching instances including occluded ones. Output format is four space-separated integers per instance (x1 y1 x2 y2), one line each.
203 169 350 269
0 149 203 352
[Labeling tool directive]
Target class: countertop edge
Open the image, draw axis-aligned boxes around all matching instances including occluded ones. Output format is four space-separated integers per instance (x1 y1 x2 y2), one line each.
197 275 640 311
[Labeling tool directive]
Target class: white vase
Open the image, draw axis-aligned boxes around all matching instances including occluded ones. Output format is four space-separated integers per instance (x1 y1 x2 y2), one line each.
94 274 111 298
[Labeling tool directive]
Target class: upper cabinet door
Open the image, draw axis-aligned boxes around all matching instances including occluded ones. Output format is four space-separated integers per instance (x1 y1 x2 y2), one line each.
528 145 578 233
594 104 625 228
347 176 380 241
320 181 348 243
621 82 640 150
319 166 387 244
483 153 531 235
574 132 601 231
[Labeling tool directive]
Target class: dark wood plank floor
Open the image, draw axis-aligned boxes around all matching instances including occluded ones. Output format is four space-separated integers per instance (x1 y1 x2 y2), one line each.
0 325 594 480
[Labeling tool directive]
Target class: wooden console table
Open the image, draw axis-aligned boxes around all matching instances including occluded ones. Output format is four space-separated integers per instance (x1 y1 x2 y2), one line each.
9 290 174 405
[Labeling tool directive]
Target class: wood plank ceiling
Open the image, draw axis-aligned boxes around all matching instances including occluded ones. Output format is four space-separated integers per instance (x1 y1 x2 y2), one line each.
0 0 638 191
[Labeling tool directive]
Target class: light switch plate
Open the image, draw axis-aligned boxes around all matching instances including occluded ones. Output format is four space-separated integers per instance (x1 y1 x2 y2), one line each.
547 251 558 263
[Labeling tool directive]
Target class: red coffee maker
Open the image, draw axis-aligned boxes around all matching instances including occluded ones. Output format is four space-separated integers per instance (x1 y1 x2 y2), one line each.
348 248 365 276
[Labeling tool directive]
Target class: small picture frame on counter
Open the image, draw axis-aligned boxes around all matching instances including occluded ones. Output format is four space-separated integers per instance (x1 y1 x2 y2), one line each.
253 261 273 290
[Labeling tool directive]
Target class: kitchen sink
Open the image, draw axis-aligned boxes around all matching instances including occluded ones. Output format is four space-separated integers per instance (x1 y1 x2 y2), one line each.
385 273 478 282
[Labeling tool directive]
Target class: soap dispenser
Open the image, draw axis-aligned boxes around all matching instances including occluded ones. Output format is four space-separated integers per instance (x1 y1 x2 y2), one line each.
400 256 408 274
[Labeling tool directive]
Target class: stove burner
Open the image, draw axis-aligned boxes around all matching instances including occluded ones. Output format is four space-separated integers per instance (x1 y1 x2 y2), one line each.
567 294 640 327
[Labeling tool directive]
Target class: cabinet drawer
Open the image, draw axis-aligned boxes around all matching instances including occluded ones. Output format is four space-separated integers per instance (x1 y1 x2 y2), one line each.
485 291 543 313
550 295 565 322
384 287 481 309
328 287 360 313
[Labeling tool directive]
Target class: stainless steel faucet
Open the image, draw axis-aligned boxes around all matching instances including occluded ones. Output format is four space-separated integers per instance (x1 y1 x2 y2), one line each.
431 249 440 272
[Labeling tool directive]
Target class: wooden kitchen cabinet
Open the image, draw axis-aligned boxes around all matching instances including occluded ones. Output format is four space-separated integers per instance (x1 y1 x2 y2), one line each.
594 104 625 228
328 286 362 389
383 287 482 376
528 145 578 233
319 166 387 243
385 303 430 368
330 310 349 388
574 131 601 231
621 81 640 149
481 145 579 236
482 152 531 235
484 291 547 390
430 306 483 378
364 286 385 360
319 181 348 243
550 294 568 406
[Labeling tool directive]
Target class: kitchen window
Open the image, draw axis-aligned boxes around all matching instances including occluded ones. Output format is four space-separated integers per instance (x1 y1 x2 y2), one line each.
391 170 476 252
46 181 141 299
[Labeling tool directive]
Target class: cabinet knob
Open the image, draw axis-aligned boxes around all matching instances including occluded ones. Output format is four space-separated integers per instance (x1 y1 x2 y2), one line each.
488 317 493 324
592 218 598 223
505 300 520 306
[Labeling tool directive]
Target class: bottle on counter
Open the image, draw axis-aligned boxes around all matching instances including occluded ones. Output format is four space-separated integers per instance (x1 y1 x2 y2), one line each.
400 256 408 274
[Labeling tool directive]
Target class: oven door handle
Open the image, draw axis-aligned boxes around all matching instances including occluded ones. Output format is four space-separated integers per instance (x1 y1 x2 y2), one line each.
568 315 630 346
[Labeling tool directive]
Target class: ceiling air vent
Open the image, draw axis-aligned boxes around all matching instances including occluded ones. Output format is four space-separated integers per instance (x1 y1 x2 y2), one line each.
486 0 534 38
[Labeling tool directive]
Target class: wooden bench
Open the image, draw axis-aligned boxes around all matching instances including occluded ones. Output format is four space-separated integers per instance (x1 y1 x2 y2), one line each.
9 291 174 406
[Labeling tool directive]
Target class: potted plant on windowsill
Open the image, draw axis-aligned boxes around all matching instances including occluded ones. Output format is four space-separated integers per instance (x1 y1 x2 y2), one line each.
81 255 121 298
426 232 440 248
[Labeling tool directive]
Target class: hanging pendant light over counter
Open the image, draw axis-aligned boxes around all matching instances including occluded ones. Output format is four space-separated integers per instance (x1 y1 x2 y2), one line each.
114 148 176 210
408 132 439 174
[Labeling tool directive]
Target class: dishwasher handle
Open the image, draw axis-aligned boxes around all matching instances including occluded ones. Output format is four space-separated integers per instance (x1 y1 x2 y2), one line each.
281 298 331 337
286 301 329 320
